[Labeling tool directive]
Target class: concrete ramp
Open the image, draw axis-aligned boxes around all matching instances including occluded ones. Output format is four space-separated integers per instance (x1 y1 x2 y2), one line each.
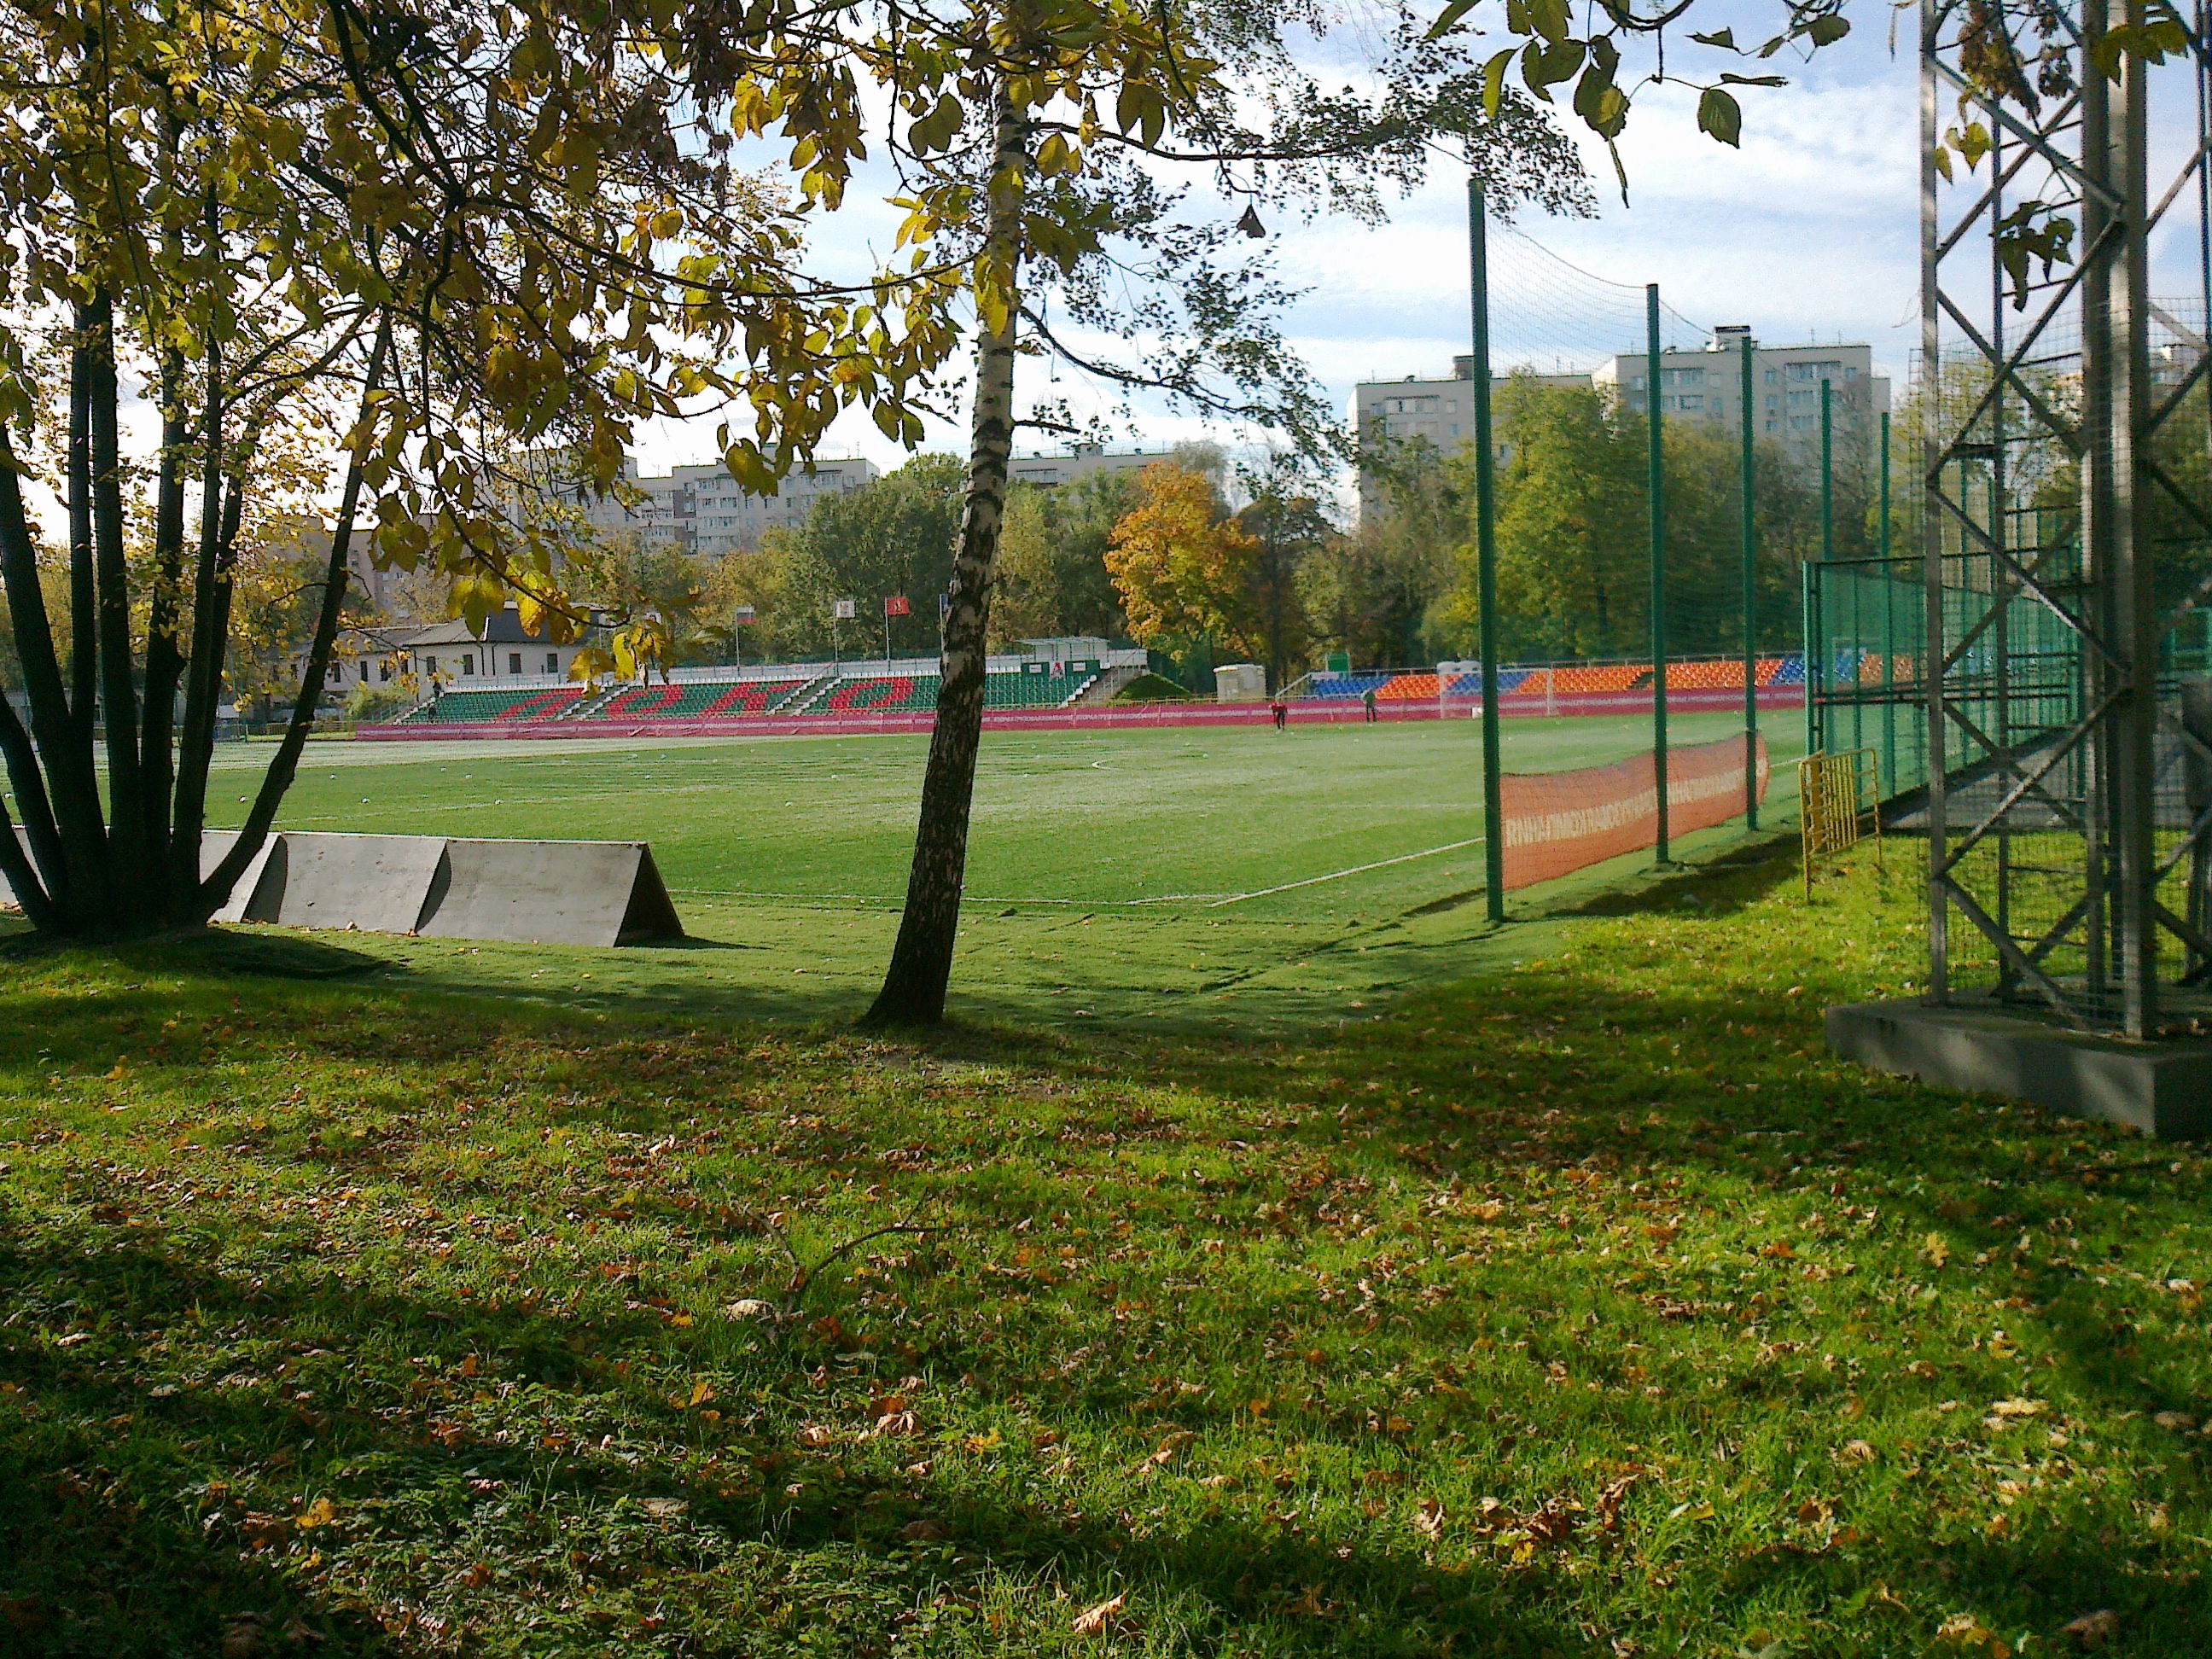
417 838 684 947
11 827 282 923
10 827 684 947
201 830 284 924
249 832 445 934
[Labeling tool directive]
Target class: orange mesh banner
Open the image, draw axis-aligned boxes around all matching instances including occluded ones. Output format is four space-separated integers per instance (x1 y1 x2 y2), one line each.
1499 733 1769 890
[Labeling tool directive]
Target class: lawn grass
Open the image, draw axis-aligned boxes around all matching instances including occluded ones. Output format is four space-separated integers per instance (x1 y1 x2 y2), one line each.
3 838 2208 1656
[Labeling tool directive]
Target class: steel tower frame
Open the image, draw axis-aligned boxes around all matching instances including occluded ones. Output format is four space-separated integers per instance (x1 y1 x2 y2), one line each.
1920 0 2212 1037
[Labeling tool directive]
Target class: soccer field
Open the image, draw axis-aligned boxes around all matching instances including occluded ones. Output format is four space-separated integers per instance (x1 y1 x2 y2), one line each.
203 712 1802 1032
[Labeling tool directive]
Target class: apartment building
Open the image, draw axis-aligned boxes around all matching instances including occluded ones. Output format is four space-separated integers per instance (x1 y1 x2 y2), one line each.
1592 327 1890 444
1349 358 1581 517
1007 442 1183 487
509 451 881 558
1353 330 1892 521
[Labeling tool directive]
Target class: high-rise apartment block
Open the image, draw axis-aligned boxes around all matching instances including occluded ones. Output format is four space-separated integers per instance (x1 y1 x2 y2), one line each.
569 457 880 556
1591 328 1889 441
1351 329 1891 520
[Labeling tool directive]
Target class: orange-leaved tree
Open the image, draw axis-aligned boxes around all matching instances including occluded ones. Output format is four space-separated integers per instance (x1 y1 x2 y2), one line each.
1105 463 1263 666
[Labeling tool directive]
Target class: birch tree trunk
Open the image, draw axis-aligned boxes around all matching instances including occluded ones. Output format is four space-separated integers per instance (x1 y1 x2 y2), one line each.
865 86 1027 1026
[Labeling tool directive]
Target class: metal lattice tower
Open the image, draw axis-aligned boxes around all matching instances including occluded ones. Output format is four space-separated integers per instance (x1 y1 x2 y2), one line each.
1918 0 2212 1038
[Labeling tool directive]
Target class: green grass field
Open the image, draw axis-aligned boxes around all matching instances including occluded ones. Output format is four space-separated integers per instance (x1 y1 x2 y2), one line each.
199 713 1802 1033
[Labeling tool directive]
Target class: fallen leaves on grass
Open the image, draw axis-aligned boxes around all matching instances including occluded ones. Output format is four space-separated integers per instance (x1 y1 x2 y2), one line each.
1071 1593 1126 1636
2060 1609 2120 1650
1936 1612 2013 1658
1413 1497 1445 1540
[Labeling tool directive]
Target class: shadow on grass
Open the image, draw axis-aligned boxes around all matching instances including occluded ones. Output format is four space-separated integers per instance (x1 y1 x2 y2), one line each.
0 1223 1583 1657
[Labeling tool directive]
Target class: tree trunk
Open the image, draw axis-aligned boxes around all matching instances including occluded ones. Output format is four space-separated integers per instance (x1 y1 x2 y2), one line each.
87 290 148 920
67 316 97 739
137 345 195 885
864 86 1027 1027
0 416 102 928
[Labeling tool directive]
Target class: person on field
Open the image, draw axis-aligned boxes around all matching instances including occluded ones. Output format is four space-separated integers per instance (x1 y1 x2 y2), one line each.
1361 685 1377 724
1270 696 1287 731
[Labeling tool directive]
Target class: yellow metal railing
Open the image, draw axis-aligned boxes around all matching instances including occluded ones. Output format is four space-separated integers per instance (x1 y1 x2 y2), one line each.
1799 747 1881 895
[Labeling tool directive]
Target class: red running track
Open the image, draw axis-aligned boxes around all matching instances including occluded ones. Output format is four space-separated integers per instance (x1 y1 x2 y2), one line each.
358 685 1806 743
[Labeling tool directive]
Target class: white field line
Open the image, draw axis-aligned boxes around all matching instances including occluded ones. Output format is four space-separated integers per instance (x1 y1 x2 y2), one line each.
1204 836 1487 908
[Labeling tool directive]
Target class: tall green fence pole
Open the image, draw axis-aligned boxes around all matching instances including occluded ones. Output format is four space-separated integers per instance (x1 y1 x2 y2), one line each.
1821 378 1834 731
1879 409 1895 795
1740 333 1757 830
1806 379 1833 760
1647 284 1669 863
1469 178 1505 925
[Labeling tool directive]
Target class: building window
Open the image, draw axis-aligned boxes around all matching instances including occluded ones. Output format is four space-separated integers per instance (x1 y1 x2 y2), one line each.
1764 368 1779 384
510 652 522 674
546 653 559 674
463 654 474 676
359 661 370 682
380 662 391 682
426 655 438 675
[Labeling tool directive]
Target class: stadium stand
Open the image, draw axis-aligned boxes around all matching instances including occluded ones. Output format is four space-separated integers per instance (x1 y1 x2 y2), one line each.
399 687 582 724
808 675 941 713
1375 672 1439 701
1440 668 1535 697
1662 659 1745 690
781 666 1104 714
987 661 1100 707
1833 649 1915 685
1493 665 1640 699
1304 672 1394 701
1767 654 1807 685
589 679 806 720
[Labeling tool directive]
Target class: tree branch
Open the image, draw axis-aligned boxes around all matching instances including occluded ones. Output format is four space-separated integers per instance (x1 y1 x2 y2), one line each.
199 315 391 918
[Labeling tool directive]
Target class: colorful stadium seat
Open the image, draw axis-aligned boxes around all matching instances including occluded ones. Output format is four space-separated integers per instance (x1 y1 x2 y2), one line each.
1663 660 1746 690
589 679 806 719
987 663 1097 707
1441 668 1535 697
1768 654 1807 686
1303 672 1393 701
400 687 582 724
815 675 940 713
1376 672 1439 701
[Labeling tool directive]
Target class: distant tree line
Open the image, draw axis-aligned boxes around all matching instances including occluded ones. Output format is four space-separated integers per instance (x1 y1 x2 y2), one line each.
448 375 1899 698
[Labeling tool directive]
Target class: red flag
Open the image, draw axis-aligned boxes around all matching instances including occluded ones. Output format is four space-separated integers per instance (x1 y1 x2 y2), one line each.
884 595 911 617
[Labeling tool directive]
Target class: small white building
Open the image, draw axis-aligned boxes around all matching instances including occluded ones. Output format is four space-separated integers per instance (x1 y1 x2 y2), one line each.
401 609 586 688
1214 662 1267 703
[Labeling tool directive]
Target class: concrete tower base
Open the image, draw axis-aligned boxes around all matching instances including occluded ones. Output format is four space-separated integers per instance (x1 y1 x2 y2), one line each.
1827 997 2212 1140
